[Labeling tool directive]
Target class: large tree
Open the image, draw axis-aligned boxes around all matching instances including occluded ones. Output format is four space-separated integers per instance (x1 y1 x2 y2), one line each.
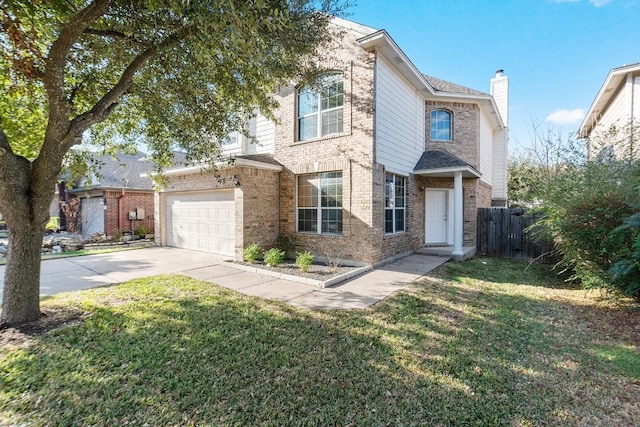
0 0 345 325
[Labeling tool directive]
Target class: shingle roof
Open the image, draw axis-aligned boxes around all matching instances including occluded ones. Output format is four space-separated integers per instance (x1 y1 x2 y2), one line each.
423 75 487 96
88 151 156 190
414 149 472 171
235 153 282 166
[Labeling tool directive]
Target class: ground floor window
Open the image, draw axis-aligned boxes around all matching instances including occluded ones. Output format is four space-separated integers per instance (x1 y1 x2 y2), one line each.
297 171 343 234
385 173 406 234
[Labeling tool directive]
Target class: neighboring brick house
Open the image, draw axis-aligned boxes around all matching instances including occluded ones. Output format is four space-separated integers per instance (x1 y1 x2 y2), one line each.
155 18 509 264
60 151 157 238
578 62 640 159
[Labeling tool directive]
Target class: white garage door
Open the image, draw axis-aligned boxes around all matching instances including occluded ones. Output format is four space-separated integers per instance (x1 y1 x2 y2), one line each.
165 190 235 256
81 197 105 237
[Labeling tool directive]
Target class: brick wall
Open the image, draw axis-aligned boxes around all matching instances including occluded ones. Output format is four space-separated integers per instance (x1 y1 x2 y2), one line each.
273 29 378 263
157 166 280 259
103 190 155 236
425 101 480 168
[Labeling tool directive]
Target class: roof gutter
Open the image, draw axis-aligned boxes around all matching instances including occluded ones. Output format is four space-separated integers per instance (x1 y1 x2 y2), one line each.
357 30 505 130
142 157 283 178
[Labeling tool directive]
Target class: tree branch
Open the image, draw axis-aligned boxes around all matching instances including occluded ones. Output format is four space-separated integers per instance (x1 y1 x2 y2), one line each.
43 0 111 140
0 124 31 223
67 26 190 143
83 27 150 47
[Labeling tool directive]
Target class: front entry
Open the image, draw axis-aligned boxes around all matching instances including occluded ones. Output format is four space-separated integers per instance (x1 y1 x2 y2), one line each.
425 189 452 244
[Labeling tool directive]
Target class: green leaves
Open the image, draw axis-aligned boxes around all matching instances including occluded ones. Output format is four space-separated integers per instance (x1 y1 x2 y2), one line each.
1 0 345 161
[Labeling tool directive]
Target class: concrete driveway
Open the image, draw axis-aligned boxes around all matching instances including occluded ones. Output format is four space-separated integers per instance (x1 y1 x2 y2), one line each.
0 247 228 299
0 247 449 309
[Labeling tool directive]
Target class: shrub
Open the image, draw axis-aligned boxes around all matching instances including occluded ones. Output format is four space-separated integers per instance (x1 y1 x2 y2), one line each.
136 225 149 237
324 252 342 273
243 242 261 264
263 247 285 267
295 251 314 272
45 217 60 231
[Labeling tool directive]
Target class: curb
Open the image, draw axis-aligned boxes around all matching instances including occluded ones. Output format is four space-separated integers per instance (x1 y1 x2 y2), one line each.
224 261 371 288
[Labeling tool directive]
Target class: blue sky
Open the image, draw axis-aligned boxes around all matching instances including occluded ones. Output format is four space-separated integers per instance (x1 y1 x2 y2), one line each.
346 0 640 155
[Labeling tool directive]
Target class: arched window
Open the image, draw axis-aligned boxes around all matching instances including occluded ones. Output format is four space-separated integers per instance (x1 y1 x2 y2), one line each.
297 74 344 141
430 109 452 141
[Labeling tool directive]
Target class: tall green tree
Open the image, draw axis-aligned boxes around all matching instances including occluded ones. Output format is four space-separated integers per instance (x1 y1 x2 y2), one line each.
510 122 640 299
0 0 346 325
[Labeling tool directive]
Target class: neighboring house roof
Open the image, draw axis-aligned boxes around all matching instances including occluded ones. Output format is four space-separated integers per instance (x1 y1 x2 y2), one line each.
578 62 640 138
413 149 481 178
72 151 161 191
423 75 487 96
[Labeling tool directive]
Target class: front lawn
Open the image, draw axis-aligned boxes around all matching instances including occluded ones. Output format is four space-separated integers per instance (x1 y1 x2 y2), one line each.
1 258 638 426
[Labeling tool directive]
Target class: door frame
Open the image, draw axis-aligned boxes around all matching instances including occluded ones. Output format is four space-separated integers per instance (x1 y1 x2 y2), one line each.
424 188 454 245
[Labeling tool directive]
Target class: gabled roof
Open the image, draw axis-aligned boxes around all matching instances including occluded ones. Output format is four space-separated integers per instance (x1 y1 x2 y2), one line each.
578 62 640 138
356 29 504 129
74 151 155 191
414 150 481 178
423 75 487 96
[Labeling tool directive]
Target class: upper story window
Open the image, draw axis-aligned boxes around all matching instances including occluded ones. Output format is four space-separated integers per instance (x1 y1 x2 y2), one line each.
297 74 344 141
430 109 452 141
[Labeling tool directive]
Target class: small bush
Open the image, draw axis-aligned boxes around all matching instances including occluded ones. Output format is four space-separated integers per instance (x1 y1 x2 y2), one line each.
243 242 262 264
263 247 285 267
45 217 60 231
136 225 149 237
324 252 342 273
295 251 314 272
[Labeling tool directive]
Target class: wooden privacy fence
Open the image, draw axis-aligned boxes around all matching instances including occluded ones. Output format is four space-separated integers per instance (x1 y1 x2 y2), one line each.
477 207 554 262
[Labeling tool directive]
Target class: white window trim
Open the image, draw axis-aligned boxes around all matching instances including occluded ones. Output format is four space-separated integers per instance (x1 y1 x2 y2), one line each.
430 109 453 142
297 74 344 141
296 172 343 235
385 173 406 235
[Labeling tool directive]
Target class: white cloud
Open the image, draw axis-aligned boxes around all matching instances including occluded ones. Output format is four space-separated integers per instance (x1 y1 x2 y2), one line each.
545 109 586 125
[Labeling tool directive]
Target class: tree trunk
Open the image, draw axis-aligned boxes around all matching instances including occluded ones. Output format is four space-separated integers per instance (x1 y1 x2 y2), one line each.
1 222 45 325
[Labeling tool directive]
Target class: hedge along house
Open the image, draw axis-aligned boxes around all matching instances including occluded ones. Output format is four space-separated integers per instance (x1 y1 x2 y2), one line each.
154 18 509 264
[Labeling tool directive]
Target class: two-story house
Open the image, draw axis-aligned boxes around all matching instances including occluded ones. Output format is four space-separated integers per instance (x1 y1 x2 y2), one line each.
578 62 640 158
154 18 509 265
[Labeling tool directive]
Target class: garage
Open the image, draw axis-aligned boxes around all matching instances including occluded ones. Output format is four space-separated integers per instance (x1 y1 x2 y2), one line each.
165 190 235 256
81 197 105 237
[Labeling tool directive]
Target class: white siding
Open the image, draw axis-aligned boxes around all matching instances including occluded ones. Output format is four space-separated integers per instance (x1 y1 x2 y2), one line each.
478 110 493 186
593 82 629 134
375 55 425 174
634 76 640 123
254 113 275 154
492 128 508 201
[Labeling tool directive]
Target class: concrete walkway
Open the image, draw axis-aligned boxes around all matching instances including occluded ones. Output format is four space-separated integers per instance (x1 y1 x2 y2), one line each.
0 247 449 310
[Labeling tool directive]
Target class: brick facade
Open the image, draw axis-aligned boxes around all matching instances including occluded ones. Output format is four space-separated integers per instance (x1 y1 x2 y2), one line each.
426 101 480 168
103 190 155 236
272 29 377 263
157 166 280 259
157 25 504 264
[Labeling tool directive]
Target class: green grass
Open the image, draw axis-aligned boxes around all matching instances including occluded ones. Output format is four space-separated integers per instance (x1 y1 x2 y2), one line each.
1 257 638 426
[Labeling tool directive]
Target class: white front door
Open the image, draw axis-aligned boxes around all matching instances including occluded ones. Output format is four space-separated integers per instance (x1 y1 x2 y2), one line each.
425 190 450 244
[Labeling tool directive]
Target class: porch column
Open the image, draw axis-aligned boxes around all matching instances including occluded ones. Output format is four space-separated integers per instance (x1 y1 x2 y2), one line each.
453 171 463 256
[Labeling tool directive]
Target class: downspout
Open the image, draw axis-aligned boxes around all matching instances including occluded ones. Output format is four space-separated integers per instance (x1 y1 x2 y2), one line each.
117 188 125 232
